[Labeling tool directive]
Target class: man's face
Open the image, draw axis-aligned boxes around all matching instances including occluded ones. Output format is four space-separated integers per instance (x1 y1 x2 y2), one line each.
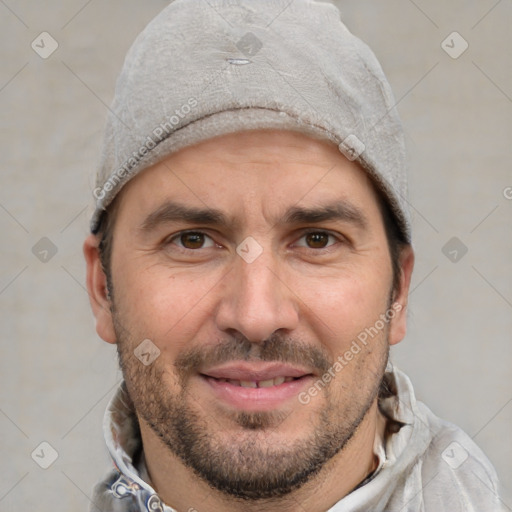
89 129 411 500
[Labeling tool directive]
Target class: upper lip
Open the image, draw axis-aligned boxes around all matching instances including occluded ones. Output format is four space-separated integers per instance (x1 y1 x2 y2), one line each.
200 363 314 381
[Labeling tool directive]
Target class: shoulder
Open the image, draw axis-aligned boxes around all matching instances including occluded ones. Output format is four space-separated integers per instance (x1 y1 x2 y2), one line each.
417 402 503 511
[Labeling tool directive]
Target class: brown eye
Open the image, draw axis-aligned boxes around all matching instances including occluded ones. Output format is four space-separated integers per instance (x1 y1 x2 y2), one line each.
176 232 211 249
305 232 331 249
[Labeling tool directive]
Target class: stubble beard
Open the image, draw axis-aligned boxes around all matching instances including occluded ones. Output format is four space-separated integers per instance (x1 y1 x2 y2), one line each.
113 314 389 501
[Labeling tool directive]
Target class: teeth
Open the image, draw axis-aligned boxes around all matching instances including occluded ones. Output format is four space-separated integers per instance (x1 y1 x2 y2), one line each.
224 377 293 388
240 380 258 388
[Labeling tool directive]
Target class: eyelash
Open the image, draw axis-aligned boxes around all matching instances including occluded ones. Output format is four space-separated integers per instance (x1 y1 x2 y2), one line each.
165 229 345 253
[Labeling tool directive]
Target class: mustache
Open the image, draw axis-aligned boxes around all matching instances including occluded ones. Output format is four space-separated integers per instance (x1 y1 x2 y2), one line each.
173 332 333 380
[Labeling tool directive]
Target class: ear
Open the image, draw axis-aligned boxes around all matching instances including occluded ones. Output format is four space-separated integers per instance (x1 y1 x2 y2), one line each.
388 245 415 346
83 233 117 344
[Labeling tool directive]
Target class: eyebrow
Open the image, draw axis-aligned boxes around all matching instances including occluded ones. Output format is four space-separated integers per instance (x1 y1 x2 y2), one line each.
139 199 368 233
140 202 229 232
282 202 368 230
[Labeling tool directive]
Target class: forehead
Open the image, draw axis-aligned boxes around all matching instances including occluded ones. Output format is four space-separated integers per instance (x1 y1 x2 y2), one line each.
114 129 383 227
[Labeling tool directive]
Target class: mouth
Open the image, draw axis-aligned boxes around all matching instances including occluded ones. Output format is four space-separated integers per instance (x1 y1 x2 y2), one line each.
206 376 300 388
198 363 315 411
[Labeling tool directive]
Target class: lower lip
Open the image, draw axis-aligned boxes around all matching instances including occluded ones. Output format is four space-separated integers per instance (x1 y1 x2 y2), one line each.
200 375 313 411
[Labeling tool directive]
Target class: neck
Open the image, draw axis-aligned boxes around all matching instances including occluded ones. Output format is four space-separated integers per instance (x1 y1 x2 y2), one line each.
139 400 385 512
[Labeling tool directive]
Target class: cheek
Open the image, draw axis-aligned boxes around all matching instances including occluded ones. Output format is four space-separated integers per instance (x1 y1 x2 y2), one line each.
297 270 391 345
113 264 222 350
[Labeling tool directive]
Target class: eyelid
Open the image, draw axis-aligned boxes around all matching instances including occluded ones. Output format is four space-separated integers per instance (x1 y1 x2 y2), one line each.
165 229 218 249
291 229 346 248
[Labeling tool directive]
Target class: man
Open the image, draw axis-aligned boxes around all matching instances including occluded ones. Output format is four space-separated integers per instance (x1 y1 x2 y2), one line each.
84 1 503 511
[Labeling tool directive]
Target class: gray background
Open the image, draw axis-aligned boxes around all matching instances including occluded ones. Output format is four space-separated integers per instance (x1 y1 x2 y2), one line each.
0 0 511 510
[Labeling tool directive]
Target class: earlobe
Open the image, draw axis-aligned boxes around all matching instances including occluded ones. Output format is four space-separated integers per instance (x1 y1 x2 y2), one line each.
389 245 415 346
83 234 117 344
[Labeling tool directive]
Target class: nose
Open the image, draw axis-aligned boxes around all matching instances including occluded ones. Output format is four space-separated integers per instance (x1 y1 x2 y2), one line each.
214 251 300 342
